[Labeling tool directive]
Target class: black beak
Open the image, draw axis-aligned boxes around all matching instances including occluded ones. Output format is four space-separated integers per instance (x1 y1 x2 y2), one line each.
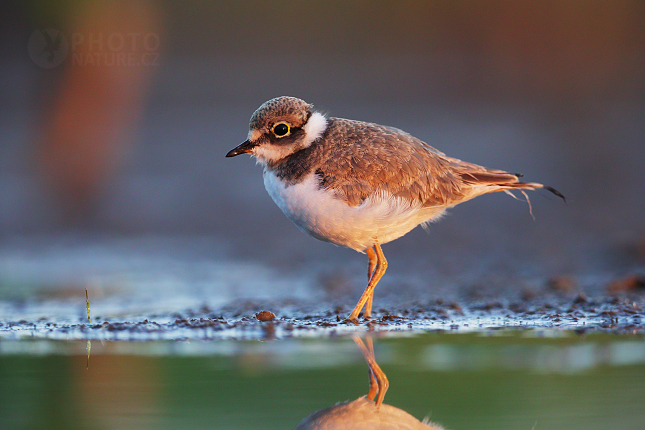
226 139 256 157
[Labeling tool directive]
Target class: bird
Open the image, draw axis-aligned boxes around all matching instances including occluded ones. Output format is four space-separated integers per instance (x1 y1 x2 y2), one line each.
292 336 445 429
41 29 63 64
226 96 564 322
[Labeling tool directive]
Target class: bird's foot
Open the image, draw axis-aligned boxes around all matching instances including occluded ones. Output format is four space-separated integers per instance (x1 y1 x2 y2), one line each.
343 317 362 325
343 315 374 325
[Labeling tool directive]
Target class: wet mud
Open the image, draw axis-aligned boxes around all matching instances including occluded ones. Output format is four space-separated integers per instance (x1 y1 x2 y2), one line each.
1 288 642 342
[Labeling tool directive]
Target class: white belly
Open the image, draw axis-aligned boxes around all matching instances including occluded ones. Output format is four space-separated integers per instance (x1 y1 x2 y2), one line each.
263 171 446 252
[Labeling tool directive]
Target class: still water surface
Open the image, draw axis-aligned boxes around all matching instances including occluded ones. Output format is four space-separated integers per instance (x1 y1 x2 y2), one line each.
1 332 644 430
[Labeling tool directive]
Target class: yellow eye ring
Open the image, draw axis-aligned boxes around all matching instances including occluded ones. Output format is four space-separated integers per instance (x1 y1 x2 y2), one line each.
272 122 290 137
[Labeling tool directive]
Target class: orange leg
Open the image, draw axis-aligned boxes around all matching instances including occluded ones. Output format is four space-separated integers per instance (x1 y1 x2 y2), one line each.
353 336 389 408
365 247 378 318
349 243 388 321
367 366 378 401
365 337 378 401
366 246 377 281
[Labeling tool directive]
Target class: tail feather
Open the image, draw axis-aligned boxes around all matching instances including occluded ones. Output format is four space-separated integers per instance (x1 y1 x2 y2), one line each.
506 181 566 202
542 185 566 201
458 168 566 202
460 170 519 185
501 180 565 220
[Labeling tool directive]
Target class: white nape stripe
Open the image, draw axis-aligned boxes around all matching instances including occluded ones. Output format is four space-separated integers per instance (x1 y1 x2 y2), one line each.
301 111 327 148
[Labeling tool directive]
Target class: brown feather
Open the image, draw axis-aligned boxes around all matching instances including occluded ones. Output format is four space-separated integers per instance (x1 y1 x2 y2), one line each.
312 118 537 208
273 116 565 208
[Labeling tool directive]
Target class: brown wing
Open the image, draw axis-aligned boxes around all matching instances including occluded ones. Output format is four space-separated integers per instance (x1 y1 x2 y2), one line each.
314 118 482 207
312 118 562 208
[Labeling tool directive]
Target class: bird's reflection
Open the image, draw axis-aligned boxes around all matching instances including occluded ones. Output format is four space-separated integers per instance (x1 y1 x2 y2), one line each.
293 336 445 430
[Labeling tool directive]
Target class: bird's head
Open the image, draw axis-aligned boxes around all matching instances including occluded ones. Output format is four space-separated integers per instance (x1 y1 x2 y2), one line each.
226 96 327 165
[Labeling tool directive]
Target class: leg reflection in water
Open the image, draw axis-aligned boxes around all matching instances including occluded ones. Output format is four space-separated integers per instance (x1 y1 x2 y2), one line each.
354 336 389 408
293 336 446 430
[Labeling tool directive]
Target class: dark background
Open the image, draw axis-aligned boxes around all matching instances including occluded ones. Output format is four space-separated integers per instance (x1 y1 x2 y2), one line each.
1 0 644 296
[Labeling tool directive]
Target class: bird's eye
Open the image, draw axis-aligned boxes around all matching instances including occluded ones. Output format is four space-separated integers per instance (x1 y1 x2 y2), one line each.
272 123 290 137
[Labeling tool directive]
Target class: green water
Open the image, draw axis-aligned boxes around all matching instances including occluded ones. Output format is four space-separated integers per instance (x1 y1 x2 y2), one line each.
1 332 644 430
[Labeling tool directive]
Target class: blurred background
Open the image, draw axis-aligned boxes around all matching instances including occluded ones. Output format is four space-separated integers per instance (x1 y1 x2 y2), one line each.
0 0 644 308
1 3 644 430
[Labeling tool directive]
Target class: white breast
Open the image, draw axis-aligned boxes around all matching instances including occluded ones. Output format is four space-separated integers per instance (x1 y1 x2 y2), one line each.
263 171 447 252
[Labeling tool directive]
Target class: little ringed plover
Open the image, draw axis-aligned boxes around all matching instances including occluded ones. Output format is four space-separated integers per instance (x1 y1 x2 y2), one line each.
226 96 564 322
